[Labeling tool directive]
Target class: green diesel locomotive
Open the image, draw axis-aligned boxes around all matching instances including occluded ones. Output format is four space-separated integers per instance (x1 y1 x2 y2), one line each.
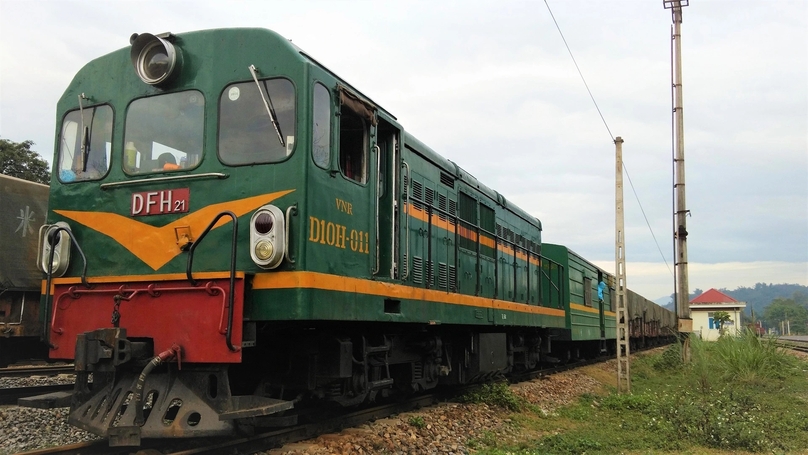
35 28 673 446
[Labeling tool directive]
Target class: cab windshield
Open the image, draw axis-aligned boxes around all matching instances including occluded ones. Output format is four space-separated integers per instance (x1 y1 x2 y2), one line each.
124 91 204 174
58 105 113 182
218 78 296 165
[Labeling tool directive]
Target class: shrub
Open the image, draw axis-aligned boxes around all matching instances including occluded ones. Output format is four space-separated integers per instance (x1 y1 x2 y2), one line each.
459 382 526 412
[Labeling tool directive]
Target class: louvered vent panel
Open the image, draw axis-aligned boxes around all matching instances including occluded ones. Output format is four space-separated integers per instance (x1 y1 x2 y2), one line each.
429 260 435 287
440 172 454 188
412 181 423 210
413 256 423 284
438 194 447 221
449 265 457 292
425 187 434 209
448 199 457 226
438 262 448 289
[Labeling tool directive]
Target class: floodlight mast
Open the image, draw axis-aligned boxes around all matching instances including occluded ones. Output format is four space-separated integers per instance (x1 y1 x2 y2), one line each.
664 0 692 359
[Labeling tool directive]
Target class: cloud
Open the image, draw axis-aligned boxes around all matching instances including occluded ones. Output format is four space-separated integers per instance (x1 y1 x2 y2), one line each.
0 0 805 302
594 260 808 301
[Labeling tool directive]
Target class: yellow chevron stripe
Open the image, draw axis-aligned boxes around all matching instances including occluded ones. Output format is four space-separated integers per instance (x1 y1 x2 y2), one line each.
55 190 294 271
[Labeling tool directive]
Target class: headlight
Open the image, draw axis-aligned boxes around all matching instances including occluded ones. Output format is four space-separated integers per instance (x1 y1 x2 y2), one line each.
38 222 71 277
130 32 180 86
249 205 286 269
254 240 274 261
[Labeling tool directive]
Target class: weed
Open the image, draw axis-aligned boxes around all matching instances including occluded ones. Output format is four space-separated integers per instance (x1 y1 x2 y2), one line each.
459 382 526 412
407 415 425 429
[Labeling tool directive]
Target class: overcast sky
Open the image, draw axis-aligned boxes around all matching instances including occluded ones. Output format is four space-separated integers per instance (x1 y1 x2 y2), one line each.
1 0 806 300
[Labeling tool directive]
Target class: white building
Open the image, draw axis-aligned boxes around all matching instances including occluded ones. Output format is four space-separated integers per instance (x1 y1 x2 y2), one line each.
690 288 746 341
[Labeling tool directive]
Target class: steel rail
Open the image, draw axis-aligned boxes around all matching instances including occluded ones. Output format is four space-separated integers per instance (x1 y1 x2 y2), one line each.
16 340 675 455
0 384 73 406
0 365 74 378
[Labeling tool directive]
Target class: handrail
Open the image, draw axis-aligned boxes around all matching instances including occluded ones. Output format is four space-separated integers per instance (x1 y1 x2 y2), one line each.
371 144 381 276
285 205 297 264
400 161 411 280
43 226 91 348
99 173 228 190
185 211 239 352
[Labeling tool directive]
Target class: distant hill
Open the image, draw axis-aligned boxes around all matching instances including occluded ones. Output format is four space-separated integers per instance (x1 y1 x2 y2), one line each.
722 283 808 316
655 283 808 314
654 296 672 308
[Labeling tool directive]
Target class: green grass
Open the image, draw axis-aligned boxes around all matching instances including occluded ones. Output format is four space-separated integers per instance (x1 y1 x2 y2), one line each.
459 381 528 412
470 331 808 454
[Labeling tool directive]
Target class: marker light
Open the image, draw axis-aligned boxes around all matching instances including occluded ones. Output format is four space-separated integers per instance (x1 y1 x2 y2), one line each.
37 221 72 277
254 212 274 234
249 205 286 269
130 32 180 86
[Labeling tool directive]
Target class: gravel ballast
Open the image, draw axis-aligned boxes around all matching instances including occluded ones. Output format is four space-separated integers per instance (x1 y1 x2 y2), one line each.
0 363 613 455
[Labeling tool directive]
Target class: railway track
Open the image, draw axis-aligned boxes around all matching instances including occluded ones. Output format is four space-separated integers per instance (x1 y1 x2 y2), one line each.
777 338 808 353
0 364 74 378
16 394 440 455
12 346 669 454
0 383 73 406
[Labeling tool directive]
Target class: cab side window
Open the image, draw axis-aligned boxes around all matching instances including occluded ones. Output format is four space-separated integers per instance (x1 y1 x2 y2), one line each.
312 83 331 168
339 107 367 182
337 87 376 184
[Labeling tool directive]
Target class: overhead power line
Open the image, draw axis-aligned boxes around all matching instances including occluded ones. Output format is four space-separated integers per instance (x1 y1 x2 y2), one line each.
543 0 671 273
543 0 614 142
624 163 674 278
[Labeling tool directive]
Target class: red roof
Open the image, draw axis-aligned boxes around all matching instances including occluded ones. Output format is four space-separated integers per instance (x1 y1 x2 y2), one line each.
690 288 738 304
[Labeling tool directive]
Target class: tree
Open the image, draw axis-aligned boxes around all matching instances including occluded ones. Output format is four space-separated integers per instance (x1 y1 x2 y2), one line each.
712 311 732 336
0 138 51 184
762 297 808 335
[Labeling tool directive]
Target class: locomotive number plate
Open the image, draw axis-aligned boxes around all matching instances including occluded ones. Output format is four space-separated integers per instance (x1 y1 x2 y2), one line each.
131 188 190 217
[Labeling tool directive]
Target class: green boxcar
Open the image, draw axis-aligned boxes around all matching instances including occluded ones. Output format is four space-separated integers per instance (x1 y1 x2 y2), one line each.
541 243 616 356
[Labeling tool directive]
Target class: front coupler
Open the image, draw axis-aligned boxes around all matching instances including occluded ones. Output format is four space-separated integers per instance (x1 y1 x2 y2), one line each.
70 328 292 446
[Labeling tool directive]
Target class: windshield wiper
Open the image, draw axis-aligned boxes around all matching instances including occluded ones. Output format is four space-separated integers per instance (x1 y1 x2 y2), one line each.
78 93 89 172
248 65 285 147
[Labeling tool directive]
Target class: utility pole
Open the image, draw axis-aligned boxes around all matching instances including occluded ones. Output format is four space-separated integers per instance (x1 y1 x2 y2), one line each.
664 0 692 361
614 136 630 393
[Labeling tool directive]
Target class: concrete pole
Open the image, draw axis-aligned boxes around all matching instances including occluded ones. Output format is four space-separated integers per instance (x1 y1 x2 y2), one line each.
665 0 692 360
614 136 630 393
